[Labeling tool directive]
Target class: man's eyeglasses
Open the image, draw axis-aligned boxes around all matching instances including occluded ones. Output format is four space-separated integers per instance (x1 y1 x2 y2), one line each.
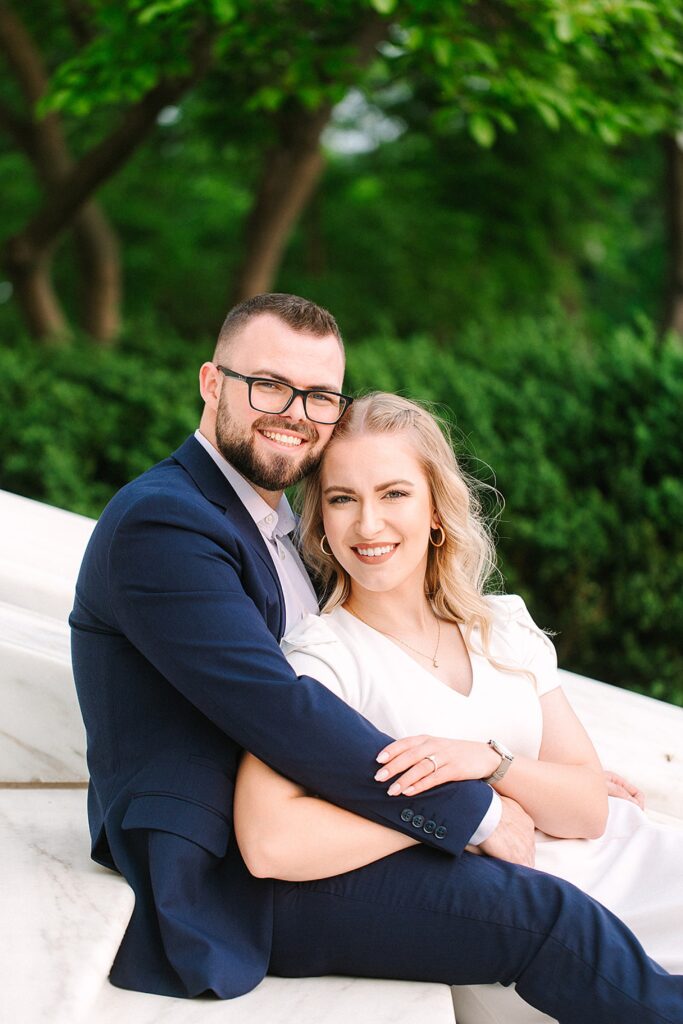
216 366 353 425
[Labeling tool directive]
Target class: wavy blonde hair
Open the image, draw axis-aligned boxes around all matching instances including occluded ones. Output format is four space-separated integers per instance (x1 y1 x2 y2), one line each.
297 392 505 658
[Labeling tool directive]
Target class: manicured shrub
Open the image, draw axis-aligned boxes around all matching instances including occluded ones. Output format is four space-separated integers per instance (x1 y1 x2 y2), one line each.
1 317 681 704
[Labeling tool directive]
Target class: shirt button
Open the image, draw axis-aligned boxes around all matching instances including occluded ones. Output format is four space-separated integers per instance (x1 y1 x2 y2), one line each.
411 814 425 829
265 514 274 524
423 820 436 834
434 825 448 840
279 548 286 560
400 808 414 823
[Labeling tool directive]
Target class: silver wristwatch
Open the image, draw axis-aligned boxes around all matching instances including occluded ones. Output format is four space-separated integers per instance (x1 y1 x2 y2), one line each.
483 739 515 784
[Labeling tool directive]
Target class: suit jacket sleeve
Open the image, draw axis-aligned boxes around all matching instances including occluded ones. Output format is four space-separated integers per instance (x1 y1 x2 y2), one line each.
107 492 492 856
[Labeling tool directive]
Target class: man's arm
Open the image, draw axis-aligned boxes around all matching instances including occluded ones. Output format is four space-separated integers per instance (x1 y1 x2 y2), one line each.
106 494 492 856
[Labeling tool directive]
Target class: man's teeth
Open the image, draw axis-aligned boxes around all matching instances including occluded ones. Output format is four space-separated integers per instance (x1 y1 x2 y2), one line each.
262 430 303 447
356 545 396 557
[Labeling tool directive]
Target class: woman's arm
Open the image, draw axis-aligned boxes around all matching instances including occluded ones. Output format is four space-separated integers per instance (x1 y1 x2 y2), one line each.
233 752 417 881
376 688 608 840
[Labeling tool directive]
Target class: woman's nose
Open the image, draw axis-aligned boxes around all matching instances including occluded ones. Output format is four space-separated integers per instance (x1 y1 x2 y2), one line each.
357 503 384 538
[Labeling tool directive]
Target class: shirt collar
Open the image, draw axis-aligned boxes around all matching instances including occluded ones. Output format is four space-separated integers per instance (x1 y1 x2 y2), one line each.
194 429 294 539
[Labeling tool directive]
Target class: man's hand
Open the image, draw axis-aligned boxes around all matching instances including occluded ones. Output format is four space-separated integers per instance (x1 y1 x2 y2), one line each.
478 795 536 867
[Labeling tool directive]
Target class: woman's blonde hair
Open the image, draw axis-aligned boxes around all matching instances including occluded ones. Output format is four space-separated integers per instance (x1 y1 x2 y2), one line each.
298 392 504 656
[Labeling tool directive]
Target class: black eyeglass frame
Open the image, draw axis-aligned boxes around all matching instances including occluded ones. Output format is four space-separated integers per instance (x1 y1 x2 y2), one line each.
216 365 354 424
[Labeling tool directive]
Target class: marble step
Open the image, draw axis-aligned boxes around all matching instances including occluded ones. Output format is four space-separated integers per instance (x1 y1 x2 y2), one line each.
0 489 94 620
0 601 86 782
0 788 455 1024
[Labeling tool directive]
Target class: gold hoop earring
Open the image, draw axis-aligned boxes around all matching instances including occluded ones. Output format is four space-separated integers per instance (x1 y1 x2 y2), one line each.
320 534 333 556
430 525 446 548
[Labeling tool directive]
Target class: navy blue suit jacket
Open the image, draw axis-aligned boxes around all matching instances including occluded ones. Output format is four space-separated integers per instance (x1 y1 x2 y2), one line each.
70 435 492 997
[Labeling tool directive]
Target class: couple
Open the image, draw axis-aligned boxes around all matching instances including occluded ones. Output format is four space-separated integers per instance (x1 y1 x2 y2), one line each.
70 293 683 1023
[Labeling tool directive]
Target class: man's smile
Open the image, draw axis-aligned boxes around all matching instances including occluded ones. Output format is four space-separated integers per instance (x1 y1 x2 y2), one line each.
259 428 306 448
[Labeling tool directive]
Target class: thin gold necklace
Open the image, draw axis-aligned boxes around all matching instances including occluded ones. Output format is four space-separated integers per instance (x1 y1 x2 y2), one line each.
346 604 442 668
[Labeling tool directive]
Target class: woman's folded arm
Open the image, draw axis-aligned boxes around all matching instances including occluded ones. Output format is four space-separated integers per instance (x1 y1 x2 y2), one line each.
233 752 417 881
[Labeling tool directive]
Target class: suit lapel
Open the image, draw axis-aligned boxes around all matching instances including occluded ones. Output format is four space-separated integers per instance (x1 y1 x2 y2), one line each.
171 436 286 621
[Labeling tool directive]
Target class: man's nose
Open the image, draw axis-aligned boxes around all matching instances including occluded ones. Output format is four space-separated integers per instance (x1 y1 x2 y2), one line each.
280 393 308 421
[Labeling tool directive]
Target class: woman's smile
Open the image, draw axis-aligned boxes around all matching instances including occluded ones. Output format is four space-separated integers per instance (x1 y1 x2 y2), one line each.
351 543 399 564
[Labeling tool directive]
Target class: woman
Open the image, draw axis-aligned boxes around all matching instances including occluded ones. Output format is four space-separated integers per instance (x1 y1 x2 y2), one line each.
233 392 683 1023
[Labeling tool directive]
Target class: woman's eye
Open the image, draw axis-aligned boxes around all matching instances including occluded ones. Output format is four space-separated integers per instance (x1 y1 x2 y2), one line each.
328 495 353 505
385 490 408 500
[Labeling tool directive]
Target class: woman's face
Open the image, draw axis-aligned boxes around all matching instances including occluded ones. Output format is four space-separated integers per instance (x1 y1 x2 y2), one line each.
320 432 438 599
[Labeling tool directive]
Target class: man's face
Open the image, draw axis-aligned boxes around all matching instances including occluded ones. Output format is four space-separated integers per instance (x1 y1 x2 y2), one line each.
214 314 345 492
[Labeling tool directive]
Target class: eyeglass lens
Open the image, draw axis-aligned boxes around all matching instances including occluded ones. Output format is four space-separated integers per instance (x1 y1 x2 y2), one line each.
250 380 343 423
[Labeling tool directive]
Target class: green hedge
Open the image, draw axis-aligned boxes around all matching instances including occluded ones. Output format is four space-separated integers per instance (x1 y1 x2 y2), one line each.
1 318 681 705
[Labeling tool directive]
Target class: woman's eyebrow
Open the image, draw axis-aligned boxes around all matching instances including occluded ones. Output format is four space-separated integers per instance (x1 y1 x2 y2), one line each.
323 485 356 494
374 479 414 490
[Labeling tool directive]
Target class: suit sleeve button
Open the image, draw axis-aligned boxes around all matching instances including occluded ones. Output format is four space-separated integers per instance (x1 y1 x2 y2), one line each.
411 814 425 828
400 808 414 822
434 825 448 839
423 819 436 834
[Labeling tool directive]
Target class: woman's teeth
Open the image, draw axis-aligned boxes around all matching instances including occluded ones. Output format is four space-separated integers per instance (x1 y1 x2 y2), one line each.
261 430 303 447
355 545 396 557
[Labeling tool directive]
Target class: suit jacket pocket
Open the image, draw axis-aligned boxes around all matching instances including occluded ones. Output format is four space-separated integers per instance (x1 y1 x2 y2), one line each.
121 793 231 858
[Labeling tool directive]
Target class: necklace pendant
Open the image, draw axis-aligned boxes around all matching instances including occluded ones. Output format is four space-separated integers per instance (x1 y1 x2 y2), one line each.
433 658 439 668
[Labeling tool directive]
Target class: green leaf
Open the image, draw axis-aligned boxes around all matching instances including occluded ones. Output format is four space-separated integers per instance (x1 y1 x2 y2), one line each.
555 13 575 43
469 113 496 147
211 0 237 22
369 0 397 14
537 102 560 130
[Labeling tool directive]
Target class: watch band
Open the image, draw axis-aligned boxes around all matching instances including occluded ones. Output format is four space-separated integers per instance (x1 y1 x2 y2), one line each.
483 738 515 784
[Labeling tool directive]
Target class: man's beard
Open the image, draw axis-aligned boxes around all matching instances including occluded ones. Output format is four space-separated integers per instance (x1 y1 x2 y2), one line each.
215 401 323 491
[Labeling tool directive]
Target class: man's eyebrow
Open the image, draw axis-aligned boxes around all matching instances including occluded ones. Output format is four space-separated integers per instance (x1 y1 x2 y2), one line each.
323 479 414 495
250 368 341 391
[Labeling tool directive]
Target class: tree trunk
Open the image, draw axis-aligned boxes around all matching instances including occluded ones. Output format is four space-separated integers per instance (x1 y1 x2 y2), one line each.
0 3 213 342
73 202 122 342
232 105 330 301
663 134 683 337
232 14 387 303
0 1 121 342
4 239 70 341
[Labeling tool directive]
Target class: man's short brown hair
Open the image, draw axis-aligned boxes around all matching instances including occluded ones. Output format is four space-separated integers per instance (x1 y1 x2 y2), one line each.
214 293 343 361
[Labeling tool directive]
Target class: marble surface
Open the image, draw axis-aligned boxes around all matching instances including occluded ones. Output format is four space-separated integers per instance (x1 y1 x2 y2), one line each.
92 973 456 1024
0 602 87 782
0 488 94 620
0 789 133 1024
561 669 683 819
0 788 455 1024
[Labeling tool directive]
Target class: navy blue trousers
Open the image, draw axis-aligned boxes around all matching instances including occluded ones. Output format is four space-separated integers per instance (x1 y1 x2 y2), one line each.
270 845 682 1024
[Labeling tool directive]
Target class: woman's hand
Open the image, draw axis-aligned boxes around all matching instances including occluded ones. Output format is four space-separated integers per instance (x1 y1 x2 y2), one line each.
604 770 645 810
375 734 499 796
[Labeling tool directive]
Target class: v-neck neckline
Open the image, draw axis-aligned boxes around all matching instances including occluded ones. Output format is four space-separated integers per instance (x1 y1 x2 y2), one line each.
335 606 476 699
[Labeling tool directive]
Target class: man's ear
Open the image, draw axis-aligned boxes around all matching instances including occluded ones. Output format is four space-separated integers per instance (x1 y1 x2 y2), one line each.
199 363 222 409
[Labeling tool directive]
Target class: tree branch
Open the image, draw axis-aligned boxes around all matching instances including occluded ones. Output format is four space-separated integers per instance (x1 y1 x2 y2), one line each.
0 1 49 104
7 28 215 262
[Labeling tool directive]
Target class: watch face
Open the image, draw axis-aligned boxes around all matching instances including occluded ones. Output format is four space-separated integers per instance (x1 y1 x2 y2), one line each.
491 739 513 760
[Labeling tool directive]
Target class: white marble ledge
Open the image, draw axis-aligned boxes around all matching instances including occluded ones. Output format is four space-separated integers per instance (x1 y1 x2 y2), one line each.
0 488 94 620
0 788 133 1024
0 788 454 1024
0 605 86 782
561 670 683 820
92 975 455 1024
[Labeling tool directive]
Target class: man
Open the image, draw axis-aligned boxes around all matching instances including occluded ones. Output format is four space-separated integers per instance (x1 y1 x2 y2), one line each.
71 293 682 1021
